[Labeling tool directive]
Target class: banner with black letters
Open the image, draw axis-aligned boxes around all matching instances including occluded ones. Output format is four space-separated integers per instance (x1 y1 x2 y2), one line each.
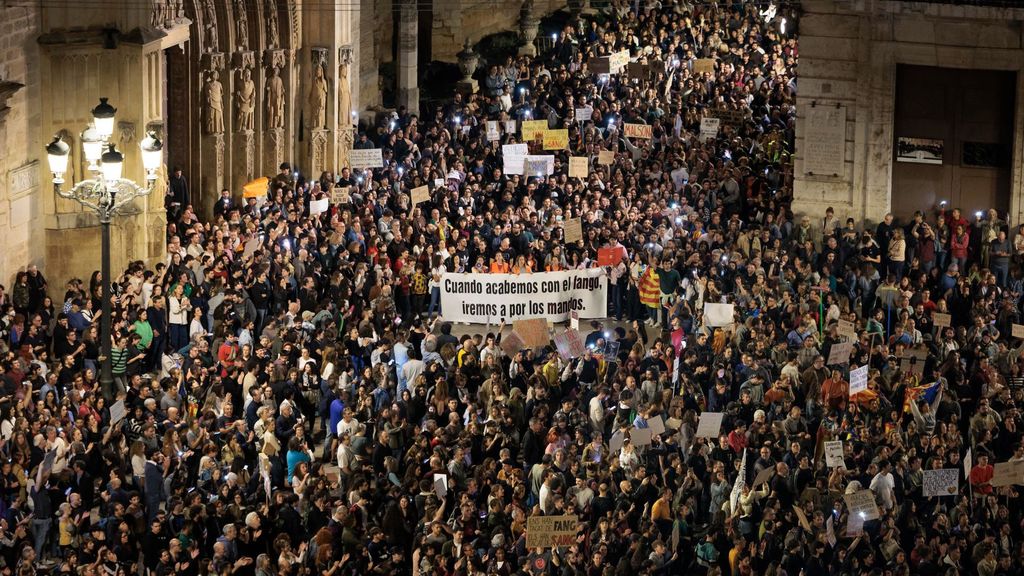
440 269 607 323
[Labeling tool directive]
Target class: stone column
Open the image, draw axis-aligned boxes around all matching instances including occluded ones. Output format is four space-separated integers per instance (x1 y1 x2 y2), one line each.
308 48 331 177
397 0 419 116
200 52 227 197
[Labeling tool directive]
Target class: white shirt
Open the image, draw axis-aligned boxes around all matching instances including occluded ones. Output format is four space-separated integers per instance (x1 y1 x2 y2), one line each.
869 471 895 510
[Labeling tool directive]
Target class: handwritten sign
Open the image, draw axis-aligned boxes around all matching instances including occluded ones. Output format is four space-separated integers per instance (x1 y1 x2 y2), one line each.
828 341 854 366
1013 324 1024 338
433 473 448 499
843 490 880 521
410 185 430 205
837 318 857 340
526 515 579 548
500 331 526 358
309 198 329 216
568 156 588 179
623 123 652 139
569 310 579 331
542 129 569 150
575 107 593 122
695 412 724 438
486 121 500 142
608 50 630 74
522 120 548 140
598 150 615 165
110 400 127 425
849 365 869 396
563 218 583 243
991 461 1024 487
524 155 556 176
693 58 715 74
502 143 529 175
513 318 550 349
700 117 720 141
932 312 951 328
824 440 845 468
923 469 959 497
349 148 384 169
331 186 351 204
553 329 587 361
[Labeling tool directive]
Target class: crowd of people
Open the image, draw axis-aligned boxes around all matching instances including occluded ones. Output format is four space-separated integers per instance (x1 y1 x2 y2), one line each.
1 1 1024 576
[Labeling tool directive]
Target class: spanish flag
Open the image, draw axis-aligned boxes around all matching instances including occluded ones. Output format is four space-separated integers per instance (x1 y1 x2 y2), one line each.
639 266 660 308
902 380 939 413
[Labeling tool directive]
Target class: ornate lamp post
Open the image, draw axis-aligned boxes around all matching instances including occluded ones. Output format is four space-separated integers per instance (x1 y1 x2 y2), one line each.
45 98 163 400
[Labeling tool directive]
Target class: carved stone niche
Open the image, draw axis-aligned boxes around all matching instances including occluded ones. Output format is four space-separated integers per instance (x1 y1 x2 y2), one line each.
311 47 329 69
264 49 287 71
232 51 256 71
201 51 226 71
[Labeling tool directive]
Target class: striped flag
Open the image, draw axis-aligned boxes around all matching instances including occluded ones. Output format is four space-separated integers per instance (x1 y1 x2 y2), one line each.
730 448 747 516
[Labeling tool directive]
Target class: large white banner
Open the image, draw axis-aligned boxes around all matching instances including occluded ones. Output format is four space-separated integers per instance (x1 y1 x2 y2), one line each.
440 269 607 323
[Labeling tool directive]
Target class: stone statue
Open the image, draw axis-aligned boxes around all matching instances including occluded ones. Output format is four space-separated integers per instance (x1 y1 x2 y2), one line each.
235 68 256 132
267 66 285 129
338 59 352 127
266 0 280 48
202 0 218 50
308 64 328 130
234 0 249 50
204 71 225 134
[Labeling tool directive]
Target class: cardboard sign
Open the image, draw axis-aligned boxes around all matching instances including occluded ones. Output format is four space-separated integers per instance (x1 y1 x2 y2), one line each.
505 120 517 134
609 430 624 455
1013 324 1024 339
433 473 448 499
828 341 854 366
647 415 666 436
608 50 630 74
849 365 869 396
513 318 550 349
309 198 329 216
502 143 529 175
330 186 351 204
522 120 548 140
922 469 959 497
990 461 1024 487
500 331 526 358
603 339 620 360
963 448 972 480
243 237 261 260
752 466 776 488
569 310 579 331
553 329 586 360
348 148 384 169
597 150 615 165
793 505 812 533
711 108 748 126
700 117 720 142
703 303 735 327
630 427 653 446
693 58 715 74
597 246 626 267
824 441 845 468
525 515 579 548
486 121 500 142
41 450 57 476
110 400 127 425
837 319 857 340
542 129 569 150
410 185 430 205
932 312 951 328
589 57 610 75
524 155 556 176
575 107 593 122
665 417 682 431
563 218 583 243
623 123 652 139
568 156 588 178
695 412 724 438
843 490 880 521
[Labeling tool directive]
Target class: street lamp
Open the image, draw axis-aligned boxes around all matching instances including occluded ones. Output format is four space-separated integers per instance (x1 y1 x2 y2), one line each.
45 98 163 401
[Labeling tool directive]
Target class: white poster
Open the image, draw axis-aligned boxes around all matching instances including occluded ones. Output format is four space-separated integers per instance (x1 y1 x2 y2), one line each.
309 198 329 216
523 155 556 176
576 107 593 122
695 412 724 438
849 365 869 396
439 269 607 324
922 469 959 497
349 148 384 169
486 121 500 142
802 104 846 177
843 489 880 521
824 440 845 468
110 400 127 424
700 117 720 141
963 448 972 481
703 303 735 327
502 143 529 175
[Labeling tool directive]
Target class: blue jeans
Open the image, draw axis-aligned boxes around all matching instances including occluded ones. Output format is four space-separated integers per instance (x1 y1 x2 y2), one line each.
993 264 1009 287
32 517 51 559
427 286 441 317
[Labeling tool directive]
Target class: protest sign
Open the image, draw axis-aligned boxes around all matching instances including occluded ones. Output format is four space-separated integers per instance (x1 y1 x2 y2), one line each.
711 108 748 126
553 329 587 361
630 427 653 446
41 450 57 476
837 318 857 340
410 185 430 205
609 431 624 455
526 515 579 548
695 412 724 438
575 107 593 122
608 50 630 73
524 155 556 176
827 341 854 366
522 120 548 140
1013 324 1024 339
349 148 384 169
441 270 607 323
628 62 649 80
589 57 610 75
932 312 951 328
793 506 812 532
991 461 1024 487
563 218 583 243
665 417 682 431
597 246 626 267
486 121 500 141
513 318 551 349
603 339 620 360
824 440 845 468
693 58 715 74
242 176 269 198
923 469 959 497
330 186 351 204
433 474 447 499
963 448 972 480
500 331 526 357
502 143 529 175
849 365 869 396
598 150 615 165
700 117 720 141
751 466 775 488
569 310 579 331
505 119 517 134
542 129 569 150
703 303 735 327
647 415 666 436
568 156 589 178
309 198 329 216
843 490 880 521
110 400 127 425
623 123 652 139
